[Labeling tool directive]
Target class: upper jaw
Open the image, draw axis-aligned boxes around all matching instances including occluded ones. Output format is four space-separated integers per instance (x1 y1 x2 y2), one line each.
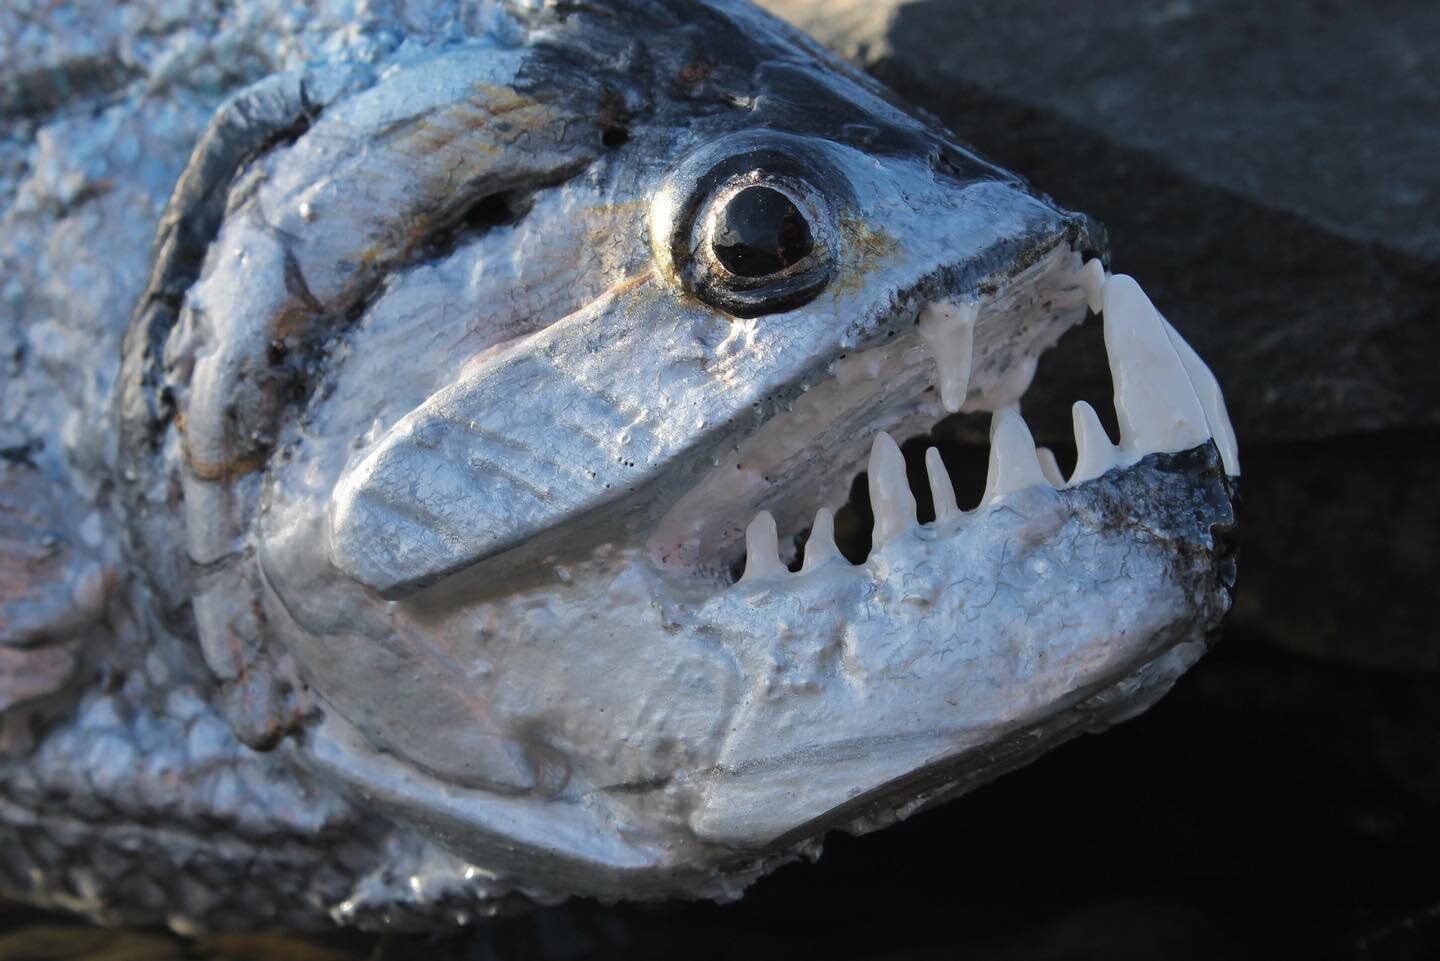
326 162 1084 599
323 86 1238 596
645 240 1105 587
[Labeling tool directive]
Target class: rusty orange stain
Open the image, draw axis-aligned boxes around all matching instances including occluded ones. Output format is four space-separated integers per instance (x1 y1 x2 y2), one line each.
830 214 901 297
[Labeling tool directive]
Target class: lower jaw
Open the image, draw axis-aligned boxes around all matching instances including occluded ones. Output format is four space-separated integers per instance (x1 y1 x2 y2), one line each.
764 620 1213 854
682 444 1236 848
623 252 1242 848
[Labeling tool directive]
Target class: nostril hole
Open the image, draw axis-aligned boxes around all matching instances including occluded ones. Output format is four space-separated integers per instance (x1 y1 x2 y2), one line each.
602 125 629 148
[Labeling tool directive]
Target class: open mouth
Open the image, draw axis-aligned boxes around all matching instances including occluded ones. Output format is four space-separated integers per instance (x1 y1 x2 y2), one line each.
650 245 1237 594
667 251 1239 847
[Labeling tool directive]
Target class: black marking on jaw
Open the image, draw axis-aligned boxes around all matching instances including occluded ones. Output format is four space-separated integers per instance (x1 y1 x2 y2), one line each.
0 440 41 469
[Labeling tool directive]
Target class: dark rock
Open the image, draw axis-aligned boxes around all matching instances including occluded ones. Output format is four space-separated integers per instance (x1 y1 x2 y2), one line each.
1231 429 1439 672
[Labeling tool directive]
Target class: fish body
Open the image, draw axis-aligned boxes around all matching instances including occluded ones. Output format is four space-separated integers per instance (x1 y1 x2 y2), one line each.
0 0 1236 930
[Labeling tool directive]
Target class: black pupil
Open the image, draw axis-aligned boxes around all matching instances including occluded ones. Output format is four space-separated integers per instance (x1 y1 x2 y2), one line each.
711 185 814 277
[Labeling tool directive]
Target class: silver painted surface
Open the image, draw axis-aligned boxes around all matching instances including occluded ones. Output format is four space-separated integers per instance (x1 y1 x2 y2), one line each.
0 0 1236 931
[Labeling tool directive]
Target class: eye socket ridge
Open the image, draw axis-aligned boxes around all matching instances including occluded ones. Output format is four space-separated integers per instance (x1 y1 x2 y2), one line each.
650 134 853 318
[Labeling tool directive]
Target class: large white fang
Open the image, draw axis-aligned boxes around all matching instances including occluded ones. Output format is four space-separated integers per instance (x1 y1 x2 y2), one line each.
982 405 1048 502
1102 275 1209 460
1070 400 1119 485
740 511 785 582
869 431 916 547
1035 447 1065 489
1079 257 1106 315
801 507 842 572
917 300 977 413
925 447 960 523
1161 317 1241 476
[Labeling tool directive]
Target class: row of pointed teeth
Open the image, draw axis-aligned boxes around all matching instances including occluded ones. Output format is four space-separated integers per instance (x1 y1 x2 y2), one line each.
740 267 1238 583
739 410 1038 581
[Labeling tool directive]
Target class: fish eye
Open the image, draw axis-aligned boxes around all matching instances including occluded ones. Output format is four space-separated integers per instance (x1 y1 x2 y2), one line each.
680 171 838 318
650 134 851 319
711 185 815 278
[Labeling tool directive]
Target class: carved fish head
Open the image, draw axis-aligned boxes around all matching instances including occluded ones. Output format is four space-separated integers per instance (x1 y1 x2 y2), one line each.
127 0 1237 905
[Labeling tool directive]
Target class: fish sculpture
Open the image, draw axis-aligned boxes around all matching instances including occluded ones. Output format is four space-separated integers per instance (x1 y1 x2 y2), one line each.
0 0 1238 931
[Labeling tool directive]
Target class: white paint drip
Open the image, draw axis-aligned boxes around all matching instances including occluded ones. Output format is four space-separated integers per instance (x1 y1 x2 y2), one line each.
916 299 977 413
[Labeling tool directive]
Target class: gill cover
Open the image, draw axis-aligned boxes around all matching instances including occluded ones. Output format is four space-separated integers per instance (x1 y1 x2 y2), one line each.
122 42 610 743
